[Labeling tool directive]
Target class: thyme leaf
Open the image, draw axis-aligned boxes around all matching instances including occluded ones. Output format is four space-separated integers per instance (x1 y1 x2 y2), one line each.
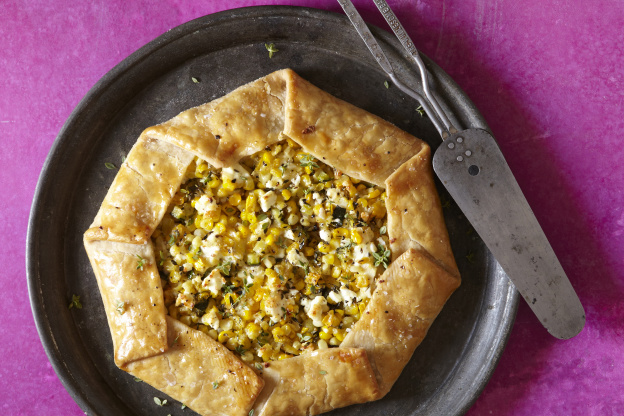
265 43 279 58
372 244 391 269
68 294 82 309
153 397 167 406
136 254 145 270
300 154 319 169
115 299 125 315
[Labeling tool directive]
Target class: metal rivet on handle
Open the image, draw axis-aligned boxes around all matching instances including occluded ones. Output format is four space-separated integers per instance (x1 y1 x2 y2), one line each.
448 142 455 149
457 156 464 162
456 137 463 143
465 150 472 156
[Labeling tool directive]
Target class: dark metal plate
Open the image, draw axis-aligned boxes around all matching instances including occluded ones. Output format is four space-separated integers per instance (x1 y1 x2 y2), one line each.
27 6 518 416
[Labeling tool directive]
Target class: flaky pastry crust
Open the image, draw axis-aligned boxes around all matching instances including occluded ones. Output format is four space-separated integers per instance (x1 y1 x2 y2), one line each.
84 69 460 416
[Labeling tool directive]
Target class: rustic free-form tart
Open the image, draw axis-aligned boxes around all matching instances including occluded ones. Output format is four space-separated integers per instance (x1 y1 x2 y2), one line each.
84 69 460 416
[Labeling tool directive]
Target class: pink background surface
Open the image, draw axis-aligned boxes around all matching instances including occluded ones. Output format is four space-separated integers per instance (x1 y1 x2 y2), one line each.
3 0 623 415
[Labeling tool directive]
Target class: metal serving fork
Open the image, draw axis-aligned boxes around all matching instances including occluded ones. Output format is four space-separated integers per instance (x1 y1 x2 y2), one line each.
337 0 585 339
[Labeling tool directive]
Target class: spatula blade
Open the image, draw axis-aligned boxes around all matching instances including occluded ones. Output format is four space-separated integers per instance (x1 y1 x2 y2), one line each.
433 129 585 339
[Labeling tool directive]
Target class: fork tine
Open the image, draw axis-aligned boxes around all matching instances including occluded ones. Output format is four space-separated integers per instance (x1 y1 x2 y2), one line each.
336 0 446 136
371 0 456 135
337 0 457 139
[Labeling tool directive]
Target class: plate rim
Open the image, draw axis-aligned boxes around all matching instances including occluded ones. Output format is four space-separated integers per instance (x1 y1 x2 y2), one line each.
27 5 518 416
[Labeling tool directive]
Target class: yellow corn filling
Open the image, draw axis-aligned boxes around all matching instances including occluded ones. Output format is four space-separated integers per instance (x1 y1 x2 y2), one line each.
152 139 390 367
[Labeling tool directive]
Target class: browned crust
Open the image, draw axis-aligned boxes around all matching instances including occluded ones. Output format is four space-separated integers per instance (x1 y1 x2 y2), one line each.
282 70 428 186
341 248 460 396
385 146 460 277
253 348 379 416
83 239 168 367
126 317 264 416
84 135 195 244
83 68 460 416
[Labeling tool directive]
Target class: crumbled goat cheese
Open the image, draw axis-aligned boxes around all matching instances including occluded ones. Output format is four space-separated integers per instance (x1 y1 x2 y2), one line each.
259 190 277 212
328 291 343 304
201 307 220 329
340 286 358 306
202 269 225 296
303 296 328 327
287 249 309 267
195 195 218 215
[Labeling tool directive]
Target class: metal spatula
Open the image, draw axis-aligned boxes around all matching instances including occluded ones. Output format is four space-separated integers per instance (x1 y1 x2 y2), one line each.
337 0 585 339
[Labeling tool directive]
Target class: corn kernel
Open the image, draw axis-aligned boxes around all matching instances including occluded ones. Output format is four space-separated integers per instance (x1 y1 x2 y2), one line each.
318 242 331 254
303 247 315 257
272 327 289 343
241 309 254 321
351 229 363 244
246 194 258 212
331 266 341 279
238 334 252 349
319 327 332 340
218 330 235 343
262 151 274 165
368 188 381 199
213 223 226 235
329 238 342 250
371 200 386 218
283 344 300 355
226 337 238 350
265 268 278 280
322 310 342 327
259 346 273 362
253 288 268 302
281 324 293 335
195 162 208 175
333 328 346 342
208 178 221 188
222 181 237 192
238 224 250 237
355 274 369 288
305 272 322 286
345 305 359 316
231 315 245 330
301 174 312 187
245 322 262 340
318 339 329 349
228 193 242 206
243 179 255 191
199 217 214 231
194 215 203 228
358 300 368 315
282 189 292 201
332 228 349 238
